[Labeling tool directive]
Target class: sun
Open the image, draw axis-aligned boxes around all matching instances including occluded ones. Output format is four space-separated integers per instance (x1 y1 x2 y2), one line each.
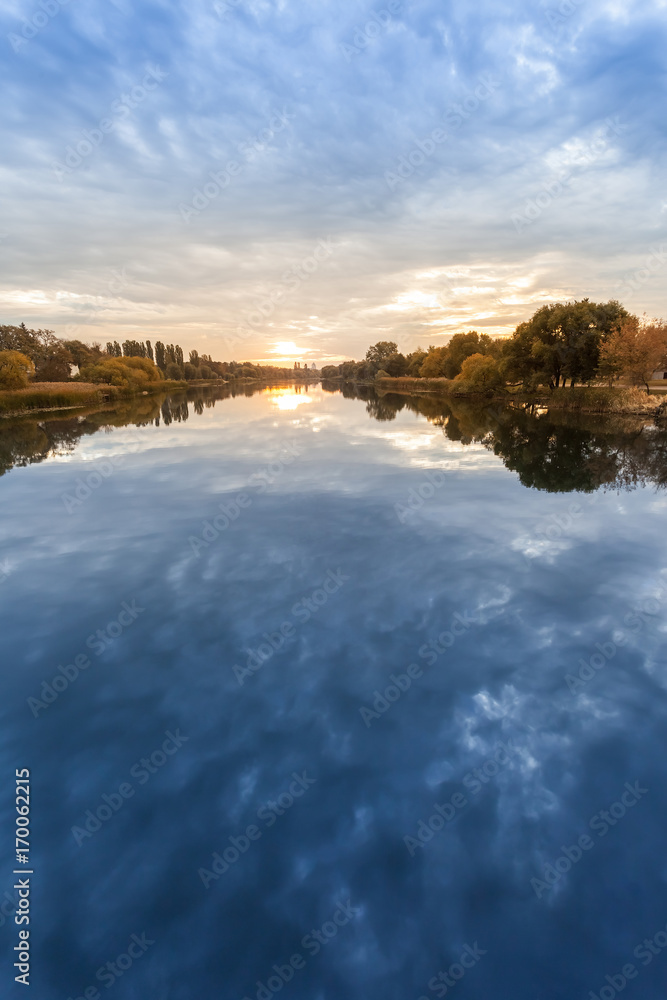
272 341 300 355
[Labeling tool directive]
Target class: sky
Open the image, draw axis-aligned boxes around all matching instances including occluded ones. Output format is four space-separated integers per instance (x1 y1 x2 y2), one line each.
1 0 666 367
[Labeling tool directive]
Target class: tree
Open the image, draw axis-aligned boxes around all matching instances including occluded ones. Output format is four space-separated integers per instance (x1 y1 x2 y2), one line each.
419 332 499 379
122 340 147 358
0 325 73 380
405 348 427 376
154 342 166 370
0 351 35 389
383 352 408 377
79 356 163 388
455 353 504 393
599 316 667 393
501 300 629 389
145 340 154 361
165 361 184 380
365 341 399 375
420 345 449 377
34 345 74 381
62 340 104 368
189 350 200 367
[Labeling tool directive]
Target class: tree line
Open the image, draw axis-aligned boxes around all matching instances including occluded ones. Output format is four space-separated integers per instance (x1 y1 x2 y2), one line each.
0 325 320 390
321 300 667 394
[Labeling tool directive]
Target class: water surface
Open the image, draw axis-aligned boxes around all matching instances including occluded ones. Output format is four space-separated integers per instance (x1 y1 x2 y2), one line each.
1 383 666 1000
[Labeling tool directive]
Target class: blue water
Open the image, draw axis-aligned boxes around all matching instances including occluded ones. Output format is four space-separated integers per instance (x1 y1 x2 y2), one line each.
1 384 667 1000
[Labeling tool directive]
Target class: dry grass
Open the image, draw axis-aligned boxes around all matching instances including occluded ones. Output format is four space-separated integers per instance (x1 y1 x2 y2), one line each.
6 381 103 394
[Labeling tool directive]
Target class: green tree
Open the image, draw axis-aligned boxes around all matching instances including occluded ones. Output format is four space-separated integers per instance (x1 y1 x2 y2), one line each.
405 348 427 376
501 300 629 389
122 340 147 358
63 340 104 368
365 341 400 375
154 342 166 370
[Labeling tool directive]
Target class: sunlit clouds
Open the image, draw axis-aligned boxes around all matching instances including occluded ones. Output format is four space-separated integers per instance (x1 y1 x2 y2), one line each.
0 0 665 363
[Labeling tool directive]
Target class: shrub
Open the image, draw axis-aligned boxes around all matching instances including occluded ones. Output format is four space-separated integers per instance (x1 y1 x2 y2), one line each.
0 351 36 389
79 356 163 388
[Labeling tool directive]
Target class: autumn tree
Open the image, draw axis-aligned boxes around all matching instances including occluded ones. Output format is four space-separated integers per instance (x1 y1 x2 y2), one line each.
455 353 504 393
599 316 667 392
0 351 35 389
420 332 500 379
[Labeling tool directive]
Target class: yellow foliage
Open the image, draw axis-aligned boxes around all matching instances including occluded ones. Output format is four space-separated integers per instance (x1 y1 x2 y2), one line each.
80 356 163 387
0 350 36 389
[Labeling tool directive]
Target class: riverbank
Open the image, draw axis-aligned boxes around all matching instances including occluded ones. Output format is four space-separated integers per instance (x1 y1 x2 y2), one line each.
0 379 195 417
371 377 667 416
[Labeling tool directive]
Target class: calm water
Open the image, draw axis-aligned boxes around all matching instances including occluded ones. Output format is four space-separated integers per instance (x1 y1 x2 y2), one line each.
1 383 667 1000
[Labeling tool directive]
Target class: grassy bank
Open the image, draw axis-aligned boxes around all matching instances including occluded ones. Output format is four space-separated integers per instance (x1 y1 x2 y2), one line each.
0 378 190 416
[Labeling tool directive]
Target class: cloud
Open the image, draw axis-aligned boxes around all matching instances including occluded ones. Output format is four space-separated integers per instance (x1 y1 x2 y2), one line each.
0 0 666 362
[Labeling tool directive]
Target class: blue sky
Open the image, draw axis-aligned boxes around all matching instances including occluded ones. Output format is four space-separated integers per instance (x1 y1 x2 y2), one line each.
1 0 666 365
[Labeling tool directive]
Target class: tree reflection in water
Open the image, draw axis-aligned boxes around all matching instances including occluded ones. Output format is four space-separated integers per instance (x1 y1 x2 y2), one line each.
1 382 666 493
